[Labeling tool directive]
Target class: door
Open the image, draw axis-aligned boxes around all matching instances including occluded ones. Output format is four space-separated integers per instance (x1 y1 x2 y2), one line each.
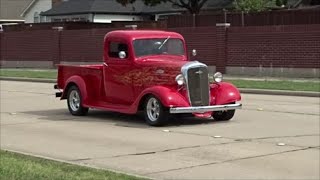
103 41 134 105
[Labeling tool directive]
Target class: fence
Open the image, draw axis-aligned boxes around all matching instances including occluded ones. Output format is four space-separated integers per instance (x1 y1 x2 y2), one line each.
2 21 167 32
167 8 320 27
1 24 319 77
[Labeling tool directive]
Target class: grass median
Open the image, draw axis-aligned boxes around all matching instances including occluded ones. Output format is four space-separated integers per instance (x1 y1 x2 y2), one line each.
227 79 320 92
0 69 57 79
0 150 146 180
0 69 319 92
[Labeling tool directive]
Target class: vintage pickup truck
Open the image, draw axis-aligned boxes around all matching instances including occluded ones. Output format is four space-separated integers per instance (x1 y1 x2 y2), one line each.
55 30 242 126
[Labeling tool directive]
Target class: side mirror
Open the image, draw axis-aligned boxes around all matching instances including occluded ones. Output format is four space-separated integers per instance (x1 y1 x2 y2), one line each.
118 51 126 59
192 49 197 56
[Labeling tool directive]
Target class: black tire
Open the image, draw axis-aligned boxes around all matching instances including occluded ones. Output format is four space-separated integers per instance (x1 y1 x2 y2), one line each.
144 95 168 126
67 85 88 116
212 110 235 121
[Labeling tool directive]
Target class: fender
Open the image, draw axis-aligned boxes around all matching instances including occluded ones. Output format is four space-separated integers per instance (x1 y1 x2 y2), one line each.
210 82 241 105
130 86 189 113
61 75 88 105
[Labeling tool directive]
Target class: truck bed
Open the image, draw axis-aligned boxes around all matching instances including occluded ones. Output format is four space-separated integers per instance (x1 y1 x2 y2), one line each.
57 64 104 102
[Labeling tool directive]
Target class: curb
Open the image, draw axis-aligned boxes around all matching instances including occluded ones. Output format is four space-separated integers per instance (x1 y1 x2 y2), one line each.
239 88 320 97
0 76 56 83
1 76 319 97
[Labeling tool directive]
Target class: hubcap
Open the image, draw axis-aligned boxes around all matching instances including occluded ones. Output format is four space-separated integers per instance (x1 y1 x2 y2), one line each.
146 97 160 122
69 90 80 111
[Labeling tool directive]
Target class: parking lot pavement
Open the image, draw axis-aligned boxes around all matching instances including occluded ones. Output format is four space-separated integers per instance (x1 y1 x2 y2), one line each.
1 80 319 179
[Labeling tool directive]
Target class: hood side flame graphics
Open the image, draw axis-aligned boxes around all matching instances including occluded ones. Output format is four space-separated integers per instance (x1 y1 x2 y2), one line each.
114 67 181 86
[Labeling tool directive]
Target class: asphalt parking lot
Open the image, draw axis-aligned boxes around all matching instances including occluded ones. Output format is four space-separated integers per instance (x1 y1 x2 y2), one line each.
1 80 319 179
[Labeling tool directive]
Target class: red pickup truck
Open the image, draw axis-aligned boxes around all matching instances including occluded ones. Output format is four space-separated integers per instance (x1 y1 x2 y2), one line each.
55 30 241 126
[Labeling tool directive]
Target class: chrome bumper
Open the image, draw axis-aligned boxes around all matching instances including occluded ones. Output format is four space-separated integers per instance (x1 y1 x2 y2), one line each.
169 103 242 114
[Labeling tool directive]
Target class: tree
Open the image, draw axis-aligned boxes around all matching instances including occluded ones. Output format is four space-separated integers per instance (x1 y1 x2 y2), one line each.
233 0 272 13
117 0 209 14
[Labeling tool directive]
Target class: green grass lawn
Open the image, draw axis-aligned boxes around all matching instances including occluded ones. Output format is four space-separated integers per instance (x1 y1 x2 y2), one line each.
0 69 57 79
1 69 319 92
0 150 146 180
227 79 320 92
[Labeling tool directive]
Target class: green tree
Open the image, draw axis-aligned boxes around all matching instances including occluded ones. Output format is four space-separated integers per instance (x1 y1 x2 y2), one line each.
233 0 273 13
117 0 209 14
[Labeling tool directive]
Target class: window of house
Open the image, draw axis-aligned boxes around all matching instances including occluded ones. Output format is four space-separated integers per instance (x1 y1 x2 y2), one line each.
71 17 87 22
108 42 128 59
40 14 46 23
34 12 39 23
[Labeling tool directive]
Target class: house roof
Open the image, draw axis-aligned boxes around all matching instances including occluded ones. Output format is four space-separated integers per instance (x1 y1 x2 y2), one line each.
41 0 186 16
0 0 33 20
287 0 302 7
20 0 38 17
286 0 320 8
206 0 234 10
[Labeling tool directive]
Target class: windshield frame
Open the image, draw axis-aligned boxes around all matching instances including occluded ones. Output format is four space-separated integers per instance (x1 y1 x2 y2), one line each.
132 38 186 58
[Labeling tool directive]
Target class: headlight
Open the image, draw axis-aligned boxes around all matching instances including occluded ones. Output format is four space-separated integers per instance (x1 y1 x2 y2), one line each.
214 72 223 83
175 74 184 85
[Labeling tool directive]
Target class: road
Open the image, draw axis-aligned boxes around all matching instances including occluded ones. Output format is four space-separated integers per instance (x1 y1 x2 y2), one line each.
1 80 319 179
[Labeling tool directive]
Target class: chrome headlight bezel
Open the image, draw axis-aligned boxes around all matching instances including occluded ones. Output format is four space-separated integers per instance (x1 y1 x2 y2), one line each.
175 74 184 85
213 72 223 83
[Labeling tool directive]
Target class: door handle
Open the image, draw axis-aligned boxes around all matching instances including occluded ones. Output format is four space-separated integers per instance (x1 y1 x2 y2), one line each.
103 63 108 67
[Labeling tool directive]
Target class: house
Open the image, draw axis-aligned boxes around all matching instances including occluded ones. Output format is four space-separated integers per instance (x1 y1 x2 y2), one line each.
23 0 320 24
287 0 320 8
20 0 72 23
20 0 52 23
40 0 185 23
0 0 33 24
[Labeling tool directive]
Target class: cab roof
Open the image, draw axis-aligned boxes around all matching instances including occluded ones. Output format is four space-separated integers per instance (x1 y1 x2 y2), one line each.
104 30 184 41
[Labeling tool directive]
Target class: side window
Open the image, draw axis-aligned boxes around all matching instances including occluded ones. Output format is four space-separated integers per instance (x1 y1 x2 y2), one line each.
108 42 128 59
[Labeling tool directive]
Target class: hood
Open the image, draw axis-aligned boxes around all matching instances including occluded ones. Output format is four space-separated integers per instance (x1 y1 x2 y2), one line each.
127 56 189 87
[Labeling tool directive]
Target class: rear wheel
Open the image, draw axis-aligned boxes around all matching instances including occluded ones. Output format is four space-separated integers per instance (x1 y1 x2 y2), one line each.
212 110 235 121
67 85 88 116
144 96 168 126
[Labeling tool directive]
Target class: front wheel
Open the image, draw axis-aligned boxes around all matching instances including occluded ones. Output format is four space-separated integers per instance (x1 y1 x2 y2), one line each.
212 110 235 121
67 85 88 116
144 96 168 126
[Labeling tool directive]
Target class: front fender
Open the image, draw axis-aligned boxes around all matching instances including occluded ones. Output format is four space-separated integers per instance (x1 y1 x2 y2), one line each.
132 86 189 112
210 82 241 105
62 75 88 105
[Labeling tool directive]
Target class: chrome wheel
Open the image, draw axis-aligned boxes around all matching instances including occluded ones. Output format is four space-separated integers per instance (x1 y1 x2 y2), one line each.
67 85 88 116
144 96 168 126
146 97 160 122
69 90 80 112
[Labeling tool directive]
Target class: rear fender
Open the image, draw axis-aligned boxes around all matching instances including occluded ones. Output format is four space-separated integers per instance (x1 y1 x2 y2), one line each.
210 82 241 105
132 86 189 112
61 76 88 105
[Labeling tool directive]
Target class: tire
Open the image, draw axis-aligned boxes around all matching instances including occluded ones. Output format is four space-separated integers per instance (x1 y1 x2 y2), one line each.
144 96 168 126
67 85 88 116
212 110 235 121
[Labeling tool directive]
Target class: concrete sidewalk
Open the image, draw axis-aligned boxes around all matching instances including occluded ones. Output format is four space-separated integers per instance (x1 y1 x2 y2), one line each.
1 76 319 97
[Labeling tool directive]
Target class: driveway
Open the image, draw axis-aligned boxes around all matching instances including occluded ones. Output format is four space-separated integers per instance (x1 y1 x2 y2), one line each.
1 80 319 179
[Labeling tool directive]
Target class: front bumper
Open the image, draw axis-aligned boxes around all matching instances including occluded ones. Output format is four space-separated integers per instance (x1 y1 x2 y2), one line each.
169 103 242 114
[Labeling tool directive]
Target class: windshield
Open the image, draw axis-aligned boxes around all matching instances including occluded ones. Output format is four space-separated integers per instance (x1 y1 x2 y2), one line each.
133 38 185 57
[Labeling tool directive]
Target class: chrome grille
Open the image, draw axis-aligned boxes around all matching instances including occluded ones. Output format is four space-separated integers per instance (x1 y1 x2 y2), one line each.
186 66 209 106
